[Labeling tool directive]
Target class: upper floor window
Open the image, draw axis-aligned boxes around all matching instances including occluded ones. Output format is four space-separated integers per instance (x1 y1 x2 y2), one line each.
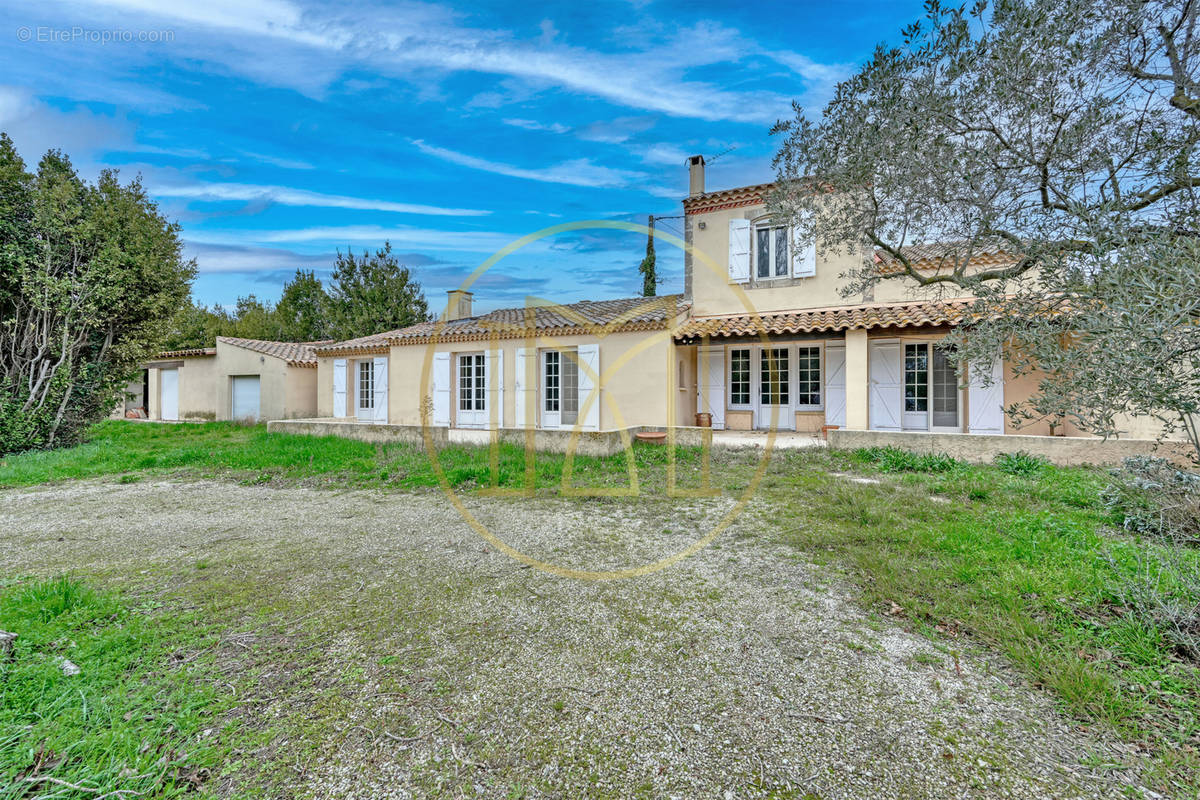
756 225 789 279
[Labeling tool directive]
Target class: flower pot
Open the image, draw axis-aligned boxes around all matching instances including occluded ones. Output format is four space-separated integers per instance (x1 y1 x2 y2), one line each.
694 412 712 428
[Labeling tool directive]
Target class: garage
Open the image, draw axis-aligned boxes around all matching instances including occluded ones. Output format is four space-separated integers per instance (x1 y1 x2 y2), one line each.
160 368 179 421
231 375 261 422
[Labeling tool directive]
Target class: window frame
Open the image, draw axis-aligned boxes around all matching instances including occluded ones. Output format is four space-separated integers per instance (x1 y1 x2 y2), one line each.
458 352 486 413
794 344 823 411
753 223 790 280
728 347 752 409
357 360 374 411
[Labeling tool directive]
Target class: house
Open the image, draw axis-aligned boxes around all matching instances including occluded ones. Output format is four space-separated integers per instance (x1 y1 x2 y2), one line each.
313 292 691 432
139 337 324 422
302 155 1178 451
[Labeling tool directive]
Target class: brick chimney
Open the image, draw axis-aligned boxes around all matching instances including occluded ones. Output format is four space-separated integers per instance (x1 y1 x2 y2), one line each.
446 289 473 321
688 154 705 197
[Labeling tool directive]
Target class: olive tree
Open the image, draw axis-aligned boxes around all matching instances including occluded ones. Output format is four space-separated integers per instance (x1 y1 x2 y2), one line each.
773 0 1200 461
0 134 194 453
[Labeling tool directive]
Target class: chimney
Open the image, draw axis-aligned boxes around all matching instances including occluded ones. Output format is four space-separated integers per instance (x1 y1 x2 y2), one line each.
688 154 706 197
446 289 473 321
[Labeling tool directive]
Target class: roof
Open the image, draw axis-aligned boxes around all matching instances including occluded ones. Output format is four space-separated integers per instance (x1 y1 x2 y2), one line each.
682 183 773 215
217 337 330 367
873 240 1018 274
151 347 216 359
316 295 687 356
673 299 976 342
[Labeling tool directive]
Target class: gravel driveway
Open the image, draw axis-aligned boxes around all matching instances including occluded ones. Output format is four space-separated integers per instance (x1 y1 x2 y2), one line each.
0 479 1156 799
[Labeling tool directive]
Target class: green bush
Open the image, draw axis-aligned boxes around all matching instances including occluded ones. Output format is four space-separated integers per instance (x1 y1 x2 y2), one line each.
995 450 1050 477
851 445 964 473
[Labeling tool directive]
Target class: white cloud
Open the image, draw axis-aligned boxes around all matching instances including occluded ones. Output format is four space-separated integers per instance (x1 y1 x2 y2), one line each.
71 0 845 123
188 224 525 253
0 85 132 162
149 179 492 216
502 118 570 134
411 139 647 190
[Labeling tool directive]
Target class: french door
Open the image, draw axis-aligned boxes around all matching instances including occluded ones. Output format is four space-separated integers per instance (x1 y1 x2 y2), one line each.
355 360 374 421
903 342 961 431
457 353 487 427
541 349 579 429
758 346 792 430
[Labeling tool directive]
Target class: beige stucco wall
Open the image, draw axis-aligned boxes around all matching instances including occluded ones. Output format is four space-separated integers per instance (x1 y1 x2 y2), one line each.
687 200 978 319
145 343 316 422
317 326 682 431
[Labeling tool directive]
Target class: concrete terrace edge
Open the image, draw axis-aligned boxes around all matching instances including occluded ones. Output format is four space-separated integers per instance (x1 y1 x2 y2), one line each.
828 429 1193 467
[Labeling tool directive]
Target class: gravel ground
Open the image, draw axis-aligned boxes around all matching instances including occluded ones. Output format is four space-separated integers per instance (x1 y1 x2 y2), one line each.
0 479 1159 799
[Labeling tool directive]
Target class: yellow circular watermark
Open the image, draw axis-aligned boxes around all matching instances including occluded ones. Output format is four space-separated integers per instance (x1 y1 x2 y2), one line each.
419 220 782 580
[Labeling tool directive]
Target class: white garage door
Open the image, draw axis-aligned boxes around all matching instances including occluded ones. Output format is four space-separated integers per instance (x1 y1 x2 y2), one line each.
231 376 261 422
160 369 179 421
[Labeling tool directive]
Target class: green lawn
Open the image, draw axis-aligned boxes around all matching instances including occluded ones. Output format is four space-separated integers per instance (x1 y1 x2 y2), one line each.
2 421 1199 792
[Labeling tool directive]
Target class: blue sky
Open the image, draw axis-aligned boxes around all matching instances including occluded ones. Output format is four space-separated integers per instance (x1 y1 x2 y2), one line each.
0 0 922 313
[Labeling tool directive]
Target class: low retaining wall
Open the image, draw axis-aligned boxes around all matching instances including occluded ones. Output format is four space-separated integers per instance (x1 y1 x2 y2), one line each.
827 429 1192 467
268 419 713 456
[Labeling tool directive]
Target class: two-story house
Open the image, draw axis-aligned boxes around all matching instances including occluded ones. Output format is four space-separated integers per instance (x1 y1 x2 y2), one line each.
309 155 1172 446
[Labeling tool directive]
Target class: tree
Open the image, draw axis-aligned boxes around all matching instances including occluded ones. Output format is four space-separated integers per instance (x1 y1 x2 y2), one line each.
639 215 657 297
274 269 331 341
0 134 194 452
326 241 428 340
773 0 1200 461
162 300 234 351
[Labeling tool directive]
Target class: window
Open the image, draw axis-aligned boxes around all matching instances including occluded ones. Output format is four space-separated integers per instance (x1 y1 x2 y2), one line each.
796 346 821 407
458 353 485 412
729 348 751 406
544 350 560 412
358 361 374 410
760 347 789 405
755 225 789 279
904 343 929 412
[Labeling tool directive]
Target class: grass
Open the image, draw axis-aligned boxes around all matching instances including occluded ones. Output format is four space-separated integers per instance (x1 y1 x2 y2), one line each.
0 576 237 799
0 420 714 494
3 421 1199 792
763 447 1200 791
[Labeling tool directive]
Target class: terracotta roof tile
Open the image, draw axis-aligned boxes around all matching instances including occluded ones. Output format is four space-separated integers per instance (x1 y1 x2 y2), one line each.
153 347 216 359
217 337 331 367
315 295 687 356
873 240 1018 274
673 299 975 342
682 183 773 215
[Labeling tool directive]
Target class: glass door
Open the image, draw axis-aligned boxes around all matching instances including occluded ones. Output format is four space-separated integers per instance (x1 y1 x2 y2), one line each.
542 350 560 429
457 353 486 427
756 346 793 430
903 342 961 431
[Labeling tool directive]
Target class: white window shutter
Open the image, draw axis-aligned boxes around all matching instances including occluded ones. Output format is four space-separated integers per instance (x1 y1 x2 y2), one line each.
487 348 504 429
697 345 726 430
333 358 347 417
372 356 388 423
791 217 816 277
577 344 600 431
868 340 902 431
968 353 1005 434
825 345 846 427
514 347 535 428
432 351 451 428
728 219 750 283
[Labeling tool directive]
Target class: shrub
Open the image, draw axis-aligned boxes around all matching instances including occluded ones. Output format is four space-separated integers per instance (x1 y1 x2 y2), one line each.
1106 548 1200 663
995 450 1049 477
1102 456 1200 546
851 445 963 473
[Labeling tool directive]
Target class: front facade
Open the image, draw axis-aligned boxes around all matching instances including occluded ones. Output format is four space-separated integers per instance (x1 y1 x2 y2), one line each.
308 157 1174 444
142 337 321 423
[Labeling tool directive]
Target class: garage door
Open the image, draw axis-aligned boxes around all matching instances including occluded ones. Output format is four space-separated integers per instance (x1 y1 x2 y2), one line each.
160 369 179 421
231 376 261 422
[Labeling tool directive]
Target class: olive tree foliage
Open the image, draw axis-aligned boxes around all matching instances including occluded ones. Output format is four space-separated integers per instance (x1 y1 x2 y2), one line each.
772 0 1200 461
0 134 194 453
